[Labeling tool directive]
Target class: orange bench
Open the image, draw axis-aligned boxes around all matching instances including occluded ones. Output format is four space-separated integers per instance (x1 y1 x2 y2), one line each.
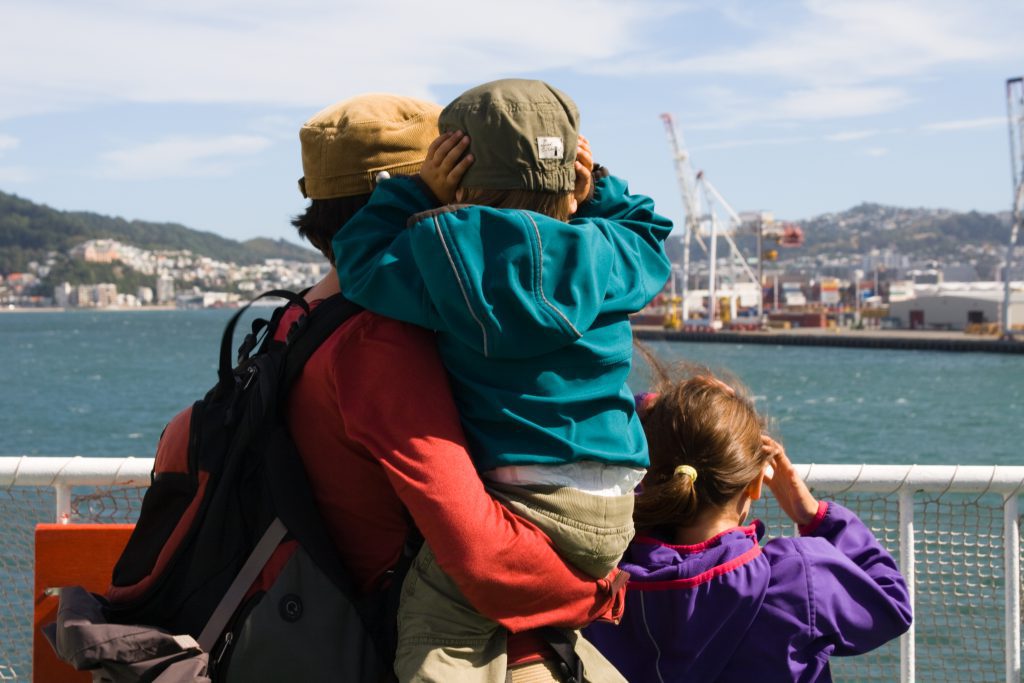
33 524 135 683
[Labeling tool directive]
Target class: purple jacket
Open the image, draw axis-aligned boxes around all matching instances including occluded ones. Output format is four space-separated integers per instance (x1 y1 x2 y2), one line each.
585 502 912 682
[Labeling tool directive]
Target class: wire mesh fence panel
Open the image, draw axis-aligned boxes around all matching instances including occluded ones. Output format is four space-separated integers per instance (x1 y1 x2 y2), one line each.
71 485 147 524
913 493 1006 682
0 487 55 682
754 489 1016 682
0 485 145 682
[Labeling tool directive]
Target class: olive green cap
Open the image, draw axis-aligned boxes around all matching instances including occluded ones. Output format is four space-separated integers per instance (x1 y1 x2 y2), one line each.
298 94 441 199
439 79 579 192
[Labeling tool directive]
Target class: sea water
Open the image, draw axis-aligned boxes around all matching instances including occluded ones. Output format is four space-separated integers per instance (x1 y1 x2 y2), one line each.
2 309 1021 465
2 310 1023 681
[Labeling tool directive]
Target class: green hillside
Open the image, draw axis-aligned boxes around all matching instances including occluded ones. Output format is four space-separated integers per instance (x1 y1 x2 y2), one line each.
0 190 318 274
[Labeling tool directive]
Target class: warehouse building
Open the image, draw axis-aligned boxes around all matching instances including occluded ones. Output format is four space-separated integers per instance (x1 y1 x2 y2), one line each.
889 286 1024 330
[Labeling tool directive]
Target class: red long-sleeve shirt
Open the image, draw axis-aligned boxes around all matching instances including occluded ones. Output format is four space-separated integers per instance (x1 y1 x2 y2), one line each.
276 305 623 632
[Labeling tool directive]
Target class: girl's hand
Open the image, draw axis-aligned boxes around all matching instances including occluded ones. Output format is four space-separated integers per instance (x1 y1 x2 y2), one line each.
573 134 593 205
420 131 473 204
761 436 819 527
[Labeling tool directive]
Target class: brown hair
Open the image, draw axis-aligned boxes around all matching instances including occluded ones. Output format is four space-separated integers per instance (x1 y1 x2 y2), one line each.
633 344 769 531
290 193 371 263
460 187 575 222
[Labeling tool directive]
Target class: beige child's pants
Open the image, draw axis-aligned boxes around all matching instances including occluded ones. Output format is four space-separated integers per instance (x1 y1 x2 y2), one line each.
393 483 634 683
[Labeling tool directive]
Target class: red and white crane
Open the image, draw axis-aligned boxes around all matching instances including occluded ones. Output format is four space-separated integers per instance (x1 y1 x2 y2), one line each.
660 114 800 326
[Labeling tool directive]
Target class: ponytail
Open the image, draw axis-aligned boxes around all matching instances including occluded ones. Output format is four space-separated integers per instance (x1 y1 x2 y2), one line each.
632 343 769 532
634 460 700 529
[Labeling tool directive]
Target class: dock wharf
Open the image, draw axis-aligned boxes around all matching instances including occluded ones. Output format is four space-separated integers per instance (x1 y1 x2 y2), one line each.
632 326 1024 354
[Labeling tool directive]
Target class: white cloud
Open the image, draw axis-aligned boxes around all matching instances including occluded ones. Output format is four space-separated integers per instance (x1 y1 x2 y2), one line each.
593 0 1023 124
922 116 1006 132
770 86 913 121
682 84 913 129
826 129 881 142
863 147 889 157
0 134 17 152
696 135 811 151
0 0 676 120
98 135 272 179
609 0 1017 84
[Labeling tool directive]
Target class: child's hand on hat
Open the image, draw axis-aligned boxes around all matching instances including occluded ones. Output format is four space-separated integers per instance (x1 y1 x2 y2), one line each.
421 131 473 204
573 135 594 206
761 435 819 527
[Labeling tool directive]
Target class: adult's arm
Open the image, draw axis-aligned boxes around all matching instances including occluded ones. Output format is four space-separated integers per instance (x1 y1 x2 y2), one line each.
336 315 624 631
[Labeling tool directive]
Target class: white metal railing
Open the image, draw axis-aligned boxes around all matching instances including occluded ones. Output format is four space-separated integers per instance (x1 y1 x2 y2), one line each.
2 457 1023 682
0 456 153 523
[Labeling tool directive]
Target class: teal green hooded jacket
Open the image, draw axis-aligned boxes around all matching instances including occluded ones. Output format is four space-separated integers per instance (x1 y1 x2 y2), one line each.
333 174 672 472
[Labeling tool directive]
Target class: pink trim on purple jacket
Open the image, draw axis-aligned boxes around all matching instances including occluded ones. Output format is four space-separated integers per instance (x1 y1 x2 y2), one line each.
586 502 912 682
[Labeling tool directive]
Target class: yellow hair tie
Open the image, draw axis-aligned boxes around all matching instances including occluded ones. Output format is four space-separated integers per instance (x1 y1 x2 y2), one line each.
674 465 698 483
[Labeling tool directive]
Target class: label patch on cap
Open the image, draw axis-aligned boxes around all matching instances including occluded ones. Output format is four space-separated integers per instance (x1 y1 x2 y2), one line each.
537 137 564 160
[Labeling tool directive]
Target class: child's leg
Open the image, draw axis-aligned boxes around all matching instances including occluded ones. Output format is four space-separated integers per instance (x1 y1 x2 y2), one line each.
394 542 508 683
485 482 635 579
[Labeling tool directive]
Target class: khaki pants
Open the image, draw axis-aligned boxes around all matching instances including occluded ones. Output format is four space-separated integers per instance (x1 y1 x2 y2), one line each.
393 484 634 683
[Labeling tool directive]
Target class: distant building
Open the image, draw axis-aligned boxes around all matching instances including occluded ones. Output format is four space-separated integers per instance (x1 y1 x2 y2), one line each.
117 292 140 307
198 291 239 308
156 275 175 304
74 285 93 307
941 265 979 282
137 286 154 305
174 291 240 308
70 239 121 264
888 280 915 303
95 283 118 307
909 269 942 285
889 288 1024 330
861 248 909 273
53 282 72 307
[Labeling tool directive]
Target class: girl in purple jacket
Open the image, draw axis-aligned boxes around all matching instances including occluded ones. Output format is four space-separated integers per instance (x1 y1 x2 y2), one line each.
585 366 912 682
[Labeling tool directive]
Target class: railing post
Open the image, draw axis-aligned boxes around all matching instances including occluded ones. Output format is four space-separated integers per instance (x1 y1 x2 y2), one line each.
54 483 71 524
1004 492 1021 683
899 487 916 683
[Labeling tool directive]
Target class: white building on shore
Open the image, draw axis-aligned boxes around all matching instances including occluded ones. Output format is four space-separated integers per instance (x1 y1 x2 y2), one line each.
888 282 1024 330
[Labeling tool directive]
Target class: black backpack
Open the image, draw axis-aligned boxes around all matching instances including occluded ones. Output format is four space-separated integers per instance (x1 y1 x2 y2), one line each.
50 290 412 682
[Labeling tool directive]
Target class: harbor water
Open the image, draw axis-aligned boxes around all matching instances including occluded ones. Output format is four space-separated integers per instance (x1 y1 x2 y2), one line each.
2 309 1022 465
2 309 1024 681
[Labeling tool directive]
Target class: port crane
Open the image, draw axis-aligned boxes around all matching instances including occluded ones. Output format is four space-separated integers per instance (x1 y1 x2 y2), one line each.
1003 77 1024 339
660 114 802 328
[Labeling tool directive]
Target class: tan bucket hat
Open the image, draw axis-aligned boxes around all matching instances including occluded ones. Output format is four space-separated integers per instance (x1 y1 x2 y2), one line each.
298 94 441 199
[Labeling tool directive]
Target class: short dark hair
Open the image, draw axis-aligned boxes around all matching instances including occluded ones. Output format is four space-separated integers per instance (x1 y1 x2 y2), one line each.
460 188 575 222
291 193 372 263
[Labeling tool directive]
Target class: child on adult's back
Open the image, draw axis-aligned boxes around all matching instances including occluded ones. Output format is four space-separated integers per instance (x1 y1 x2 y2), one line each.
334 79 673 681
585 360 912 682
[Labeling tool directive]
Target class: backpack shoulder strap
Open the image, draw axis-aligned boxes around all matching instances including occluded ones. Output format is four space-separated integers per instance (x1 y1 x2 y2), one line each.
218 289 309 390
263 292 365 591
197 518 288 652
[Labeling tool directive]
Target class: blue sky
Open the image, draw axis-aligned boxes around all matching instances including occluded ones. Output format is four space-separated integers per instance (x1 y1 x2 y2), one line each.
1 0 1022 245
